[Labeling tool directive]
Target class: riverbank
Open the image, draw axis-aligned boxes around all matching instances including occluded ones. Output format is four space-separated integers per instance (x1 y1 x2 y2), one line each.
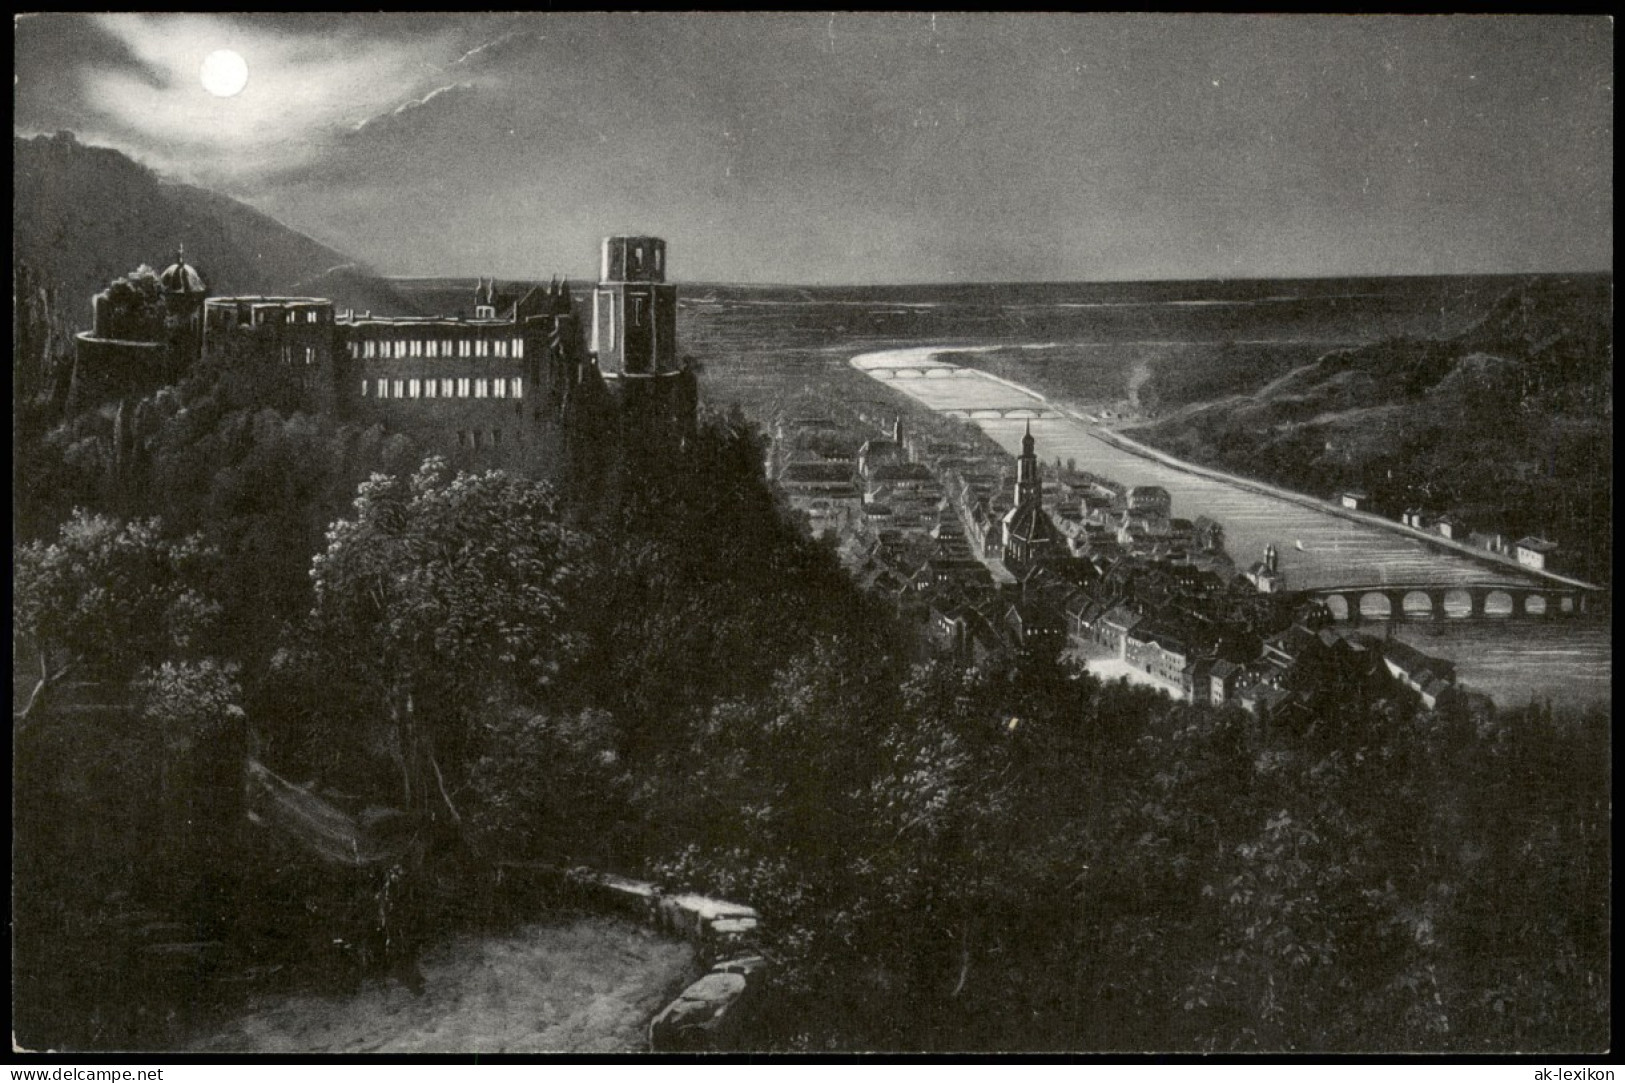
857 347 1598 593
1099 422 1601 593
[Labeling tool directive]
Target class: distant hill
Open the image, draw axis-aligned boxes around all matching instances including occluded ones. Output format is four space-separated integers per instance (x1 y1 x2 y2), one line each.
1128 275 1613 583
13 131 420 319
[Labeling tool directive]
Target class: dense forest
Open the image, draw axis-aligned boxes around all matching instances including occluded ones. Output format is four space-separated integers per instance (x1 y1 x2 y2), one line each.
1130 276 1613 585
12 269 1611 1054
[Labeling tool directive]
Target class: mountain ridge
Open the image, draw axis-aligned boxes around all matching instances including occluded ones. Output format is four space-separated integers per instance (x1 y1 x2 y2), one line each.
14 131 421 319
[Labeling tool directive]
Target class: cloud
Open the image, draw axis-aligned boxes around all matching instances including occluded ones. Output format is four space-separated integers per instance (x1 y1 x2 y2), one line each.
64 15 461 183
351 83 479 137
453 29 543 69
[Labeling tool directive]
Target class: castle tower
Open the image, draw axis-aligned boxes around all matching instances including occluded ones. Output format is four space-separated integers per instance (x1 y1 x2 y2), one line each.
1015 419 1041 508
591 236 677 377
157 245 208 373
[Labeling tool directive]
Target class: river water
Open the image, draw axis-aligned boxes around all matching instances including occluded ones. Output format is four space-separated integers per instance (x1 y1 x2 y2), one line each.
850 347 1611 712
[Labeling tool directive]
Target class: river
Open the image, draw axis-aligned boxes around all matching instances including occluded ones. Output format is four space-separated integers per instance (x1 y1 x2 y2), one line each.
850 346 1610 712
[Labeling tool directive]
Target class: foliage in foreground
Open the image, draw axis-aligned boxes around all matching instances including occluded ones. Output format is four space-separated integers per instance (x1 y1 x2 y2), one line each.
12 402 1611 1054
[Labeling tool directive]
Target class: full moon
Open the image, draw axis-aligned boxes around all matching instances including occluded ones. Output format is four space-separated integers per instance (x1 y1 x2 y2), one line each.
200 50 248 98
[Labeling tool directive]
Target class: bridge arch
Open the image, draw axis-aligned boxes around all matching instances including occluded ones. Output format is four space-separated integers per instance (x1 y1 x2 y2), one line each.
1442 588 1473 618
1004 407 1043 419
893 368 924 379
1401 590 1434 619
1483 590 1514 618
1559 594 1576 615
1323 595 1350 622
924 367 957 378
1522 593 1547 617
1359 592 1393 620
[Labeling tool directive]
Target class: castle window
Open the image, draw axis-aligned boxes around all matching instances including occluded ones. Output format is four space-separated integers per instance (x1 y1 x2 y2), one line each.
512 338 524 359
364 341 376 359
361 379 369 397
408 379 421 398
511 377 523 399
476 306 495 320
424 379 437 399
493 378 507 398
490 430 501 447
654 247 662 273
444 340 454 358
305 346 315 365
393 379 405 398
376 380 388 399
411 340 422 358
460 340 471 358
472 430 482 449
495 340 508 359
474 378 489 398
441 378 454 397
476 340 489 358
457 377 471 398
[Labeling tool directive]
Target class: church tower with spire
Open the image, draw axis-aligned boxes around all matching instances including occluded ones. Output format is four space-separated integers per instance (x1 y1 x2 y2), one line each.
1002 420 1063 575
1014 419 1041 508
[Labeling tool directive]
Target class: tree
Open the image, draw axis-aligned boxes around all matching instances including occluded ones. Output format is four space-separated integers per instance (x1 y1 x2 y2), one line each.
297 457 592 825
100 265 168 342
13 510 218 723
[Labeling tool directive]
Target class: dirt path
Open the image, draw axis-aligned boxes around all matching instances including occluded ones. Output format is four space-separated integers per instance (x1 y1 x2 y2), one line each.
188 916 696 1054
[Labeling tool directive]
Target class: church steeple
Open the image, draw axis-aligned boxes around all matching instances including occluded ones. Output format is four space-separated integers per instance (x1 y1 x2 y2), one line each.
1015 419 1041 508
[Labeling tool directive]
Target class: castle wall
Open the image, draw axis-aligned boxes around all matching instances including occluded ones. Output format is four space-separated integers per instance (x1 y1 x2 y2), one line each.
71 333 170 408
337 314 582 479
202 297 339 413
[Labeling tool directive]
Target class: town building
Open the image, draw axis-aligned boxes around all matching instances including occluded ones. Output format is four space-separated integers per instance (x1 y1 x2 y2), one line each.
1515 536 1560 572
1243 544 1282 593
1126 485 1172 518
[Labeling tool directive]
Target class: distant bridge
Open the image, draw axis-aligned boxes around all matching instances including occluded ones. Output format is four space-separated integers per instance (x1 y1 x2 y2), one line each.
868 366 969 380
940 407 1062 420
1299 581 1597 622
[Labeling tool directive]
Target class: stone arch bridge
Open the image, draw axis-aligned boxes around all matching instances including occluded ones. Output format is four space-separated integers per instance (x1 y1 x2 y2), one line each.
1300 581 1598 622
939 407 1063 420
868 365 968 380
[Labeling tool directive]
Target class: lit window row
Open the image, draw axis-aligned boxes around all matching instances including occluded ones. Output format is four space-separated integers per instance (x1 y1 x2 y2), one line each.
349 338 525 360
363 376 524 400
280 345 318 365
284 310 322 324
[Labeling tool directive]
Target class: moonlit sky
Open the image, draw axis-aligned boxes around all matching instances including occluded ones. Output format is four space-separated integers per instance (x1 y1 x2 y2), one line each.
14 13 1614 284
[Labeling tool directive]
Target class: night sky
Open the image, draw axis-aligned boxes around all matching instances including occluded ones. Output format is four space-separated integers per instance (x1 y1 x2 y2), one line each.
14 13 1614 284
